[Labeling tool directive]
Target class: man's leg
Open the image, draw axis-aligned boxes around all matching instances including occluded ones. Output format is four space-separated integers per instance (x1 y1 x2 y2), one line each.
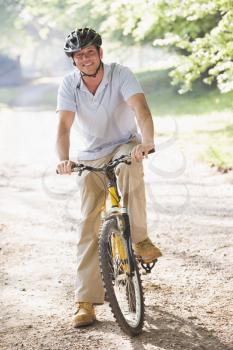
113 140 148 243
113 140 162 261
74 154 112 305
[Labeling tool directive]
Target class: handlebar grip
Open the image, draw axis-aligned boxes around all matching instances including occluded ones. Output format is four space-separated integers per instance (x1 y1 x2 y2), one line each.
56 162 81 174
142 148 155 156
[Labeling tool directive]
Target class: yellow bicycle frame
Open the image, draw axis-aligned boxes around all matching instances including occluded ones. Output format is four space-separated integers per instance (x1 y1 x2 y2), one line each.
105 185 130 274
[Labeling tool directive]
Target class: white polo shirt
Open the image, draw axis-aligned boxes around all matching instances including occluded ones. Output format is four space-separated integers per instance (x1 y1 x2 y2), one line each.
57 63 143 160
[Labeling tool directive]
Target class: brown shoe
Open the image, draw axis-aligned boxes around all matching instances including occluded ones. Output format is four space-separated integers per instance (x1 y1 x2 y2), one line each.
73 302 96 328
133 237 162 263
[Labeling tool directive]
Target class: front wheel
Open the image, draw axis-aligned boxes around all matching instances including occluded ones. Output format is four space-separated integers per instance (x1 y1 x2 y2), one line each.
99 217 144 336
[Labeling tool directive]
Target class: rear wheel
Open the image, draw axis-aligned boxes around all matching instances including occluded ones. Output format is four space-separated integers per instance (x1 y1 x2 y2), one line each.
99 218 144 336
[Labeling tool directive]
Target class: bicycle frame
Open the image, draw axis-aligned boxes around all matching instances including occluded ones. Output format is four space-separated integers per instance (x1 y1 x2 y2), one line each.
69 152 157 274
102 169 135 276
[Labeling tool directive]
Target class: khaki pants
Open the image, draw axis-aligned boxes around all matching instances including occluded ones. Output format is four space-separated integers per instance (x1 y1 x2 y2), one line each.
75 140 148 304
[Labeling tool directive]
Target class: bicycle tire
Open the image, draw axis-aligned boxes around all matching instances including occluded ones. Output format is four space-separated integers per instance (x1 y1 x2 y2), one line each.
99 217 144 336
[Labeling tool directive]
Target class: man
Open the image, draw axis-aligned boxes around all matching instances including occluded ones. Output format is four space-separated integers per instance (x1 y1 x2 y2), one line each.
56 27 162 328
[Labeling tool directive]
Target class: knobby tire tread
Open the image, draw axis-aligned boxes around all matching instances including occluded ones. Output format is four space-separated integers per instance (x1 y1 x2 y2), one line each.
99 218 144 336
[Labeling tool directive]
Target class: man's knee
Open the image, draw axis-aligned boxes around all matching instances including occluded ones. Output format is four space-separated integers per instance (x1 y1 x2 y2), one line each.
80 171 105 191
116 161 144 177
116 162 129 176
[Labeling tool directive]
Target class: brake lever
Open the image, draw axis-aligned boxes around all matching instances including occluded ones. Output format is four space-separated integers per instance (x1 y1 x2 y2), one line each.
71 163 85 176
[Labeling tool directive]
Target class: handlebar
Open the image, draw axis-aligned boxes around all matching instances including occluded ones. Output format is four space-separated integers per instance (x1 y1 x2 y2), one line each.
71 154 131 176
56 148 155 175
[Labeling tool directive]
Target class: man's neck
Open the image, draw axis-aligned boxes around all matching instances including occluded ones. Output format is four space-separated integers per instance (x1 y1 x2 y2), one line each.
81 65 104 94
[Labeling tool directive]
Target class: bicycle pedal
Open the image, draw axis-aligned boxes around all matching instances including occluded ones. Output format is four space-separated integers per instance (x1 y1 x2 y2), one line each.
137 258 157 273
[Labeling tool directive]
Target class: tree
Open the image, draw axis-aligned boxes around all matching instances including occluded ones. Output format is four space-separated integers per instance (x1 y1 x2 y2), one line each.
0 0 102 53
91 0 233 93
3 0 233 93
0 0 24 49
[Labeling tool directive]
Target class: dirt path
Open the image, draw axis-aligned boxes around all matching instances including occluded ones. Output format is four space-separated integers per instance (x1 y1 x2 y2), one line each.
0 108 233 350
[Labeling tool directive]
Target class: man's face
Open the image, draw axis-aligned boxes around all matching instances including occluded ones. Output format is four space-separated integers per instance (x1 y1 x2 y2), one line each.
73 45 103 75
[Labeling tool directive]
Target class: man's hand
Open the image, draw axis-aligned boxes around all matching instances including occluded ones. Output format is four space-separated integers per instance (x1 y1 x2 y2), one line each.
131 143 155 162
56 160 75 175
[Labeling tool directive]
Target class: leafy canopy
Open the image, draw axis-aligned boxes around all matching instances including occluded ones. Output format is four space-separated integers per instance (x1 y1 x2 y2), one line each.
2 0 233 93
91 0 233 93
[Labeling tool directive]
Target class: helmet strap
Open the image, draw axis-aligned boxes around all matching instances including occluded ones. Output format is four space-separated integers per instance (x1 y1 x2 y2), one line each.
80 61 103 78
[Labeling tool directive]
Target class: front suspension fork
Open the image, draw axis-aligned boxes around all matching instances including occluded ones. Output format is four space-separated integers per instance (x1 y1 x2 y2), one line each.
121 213 157 274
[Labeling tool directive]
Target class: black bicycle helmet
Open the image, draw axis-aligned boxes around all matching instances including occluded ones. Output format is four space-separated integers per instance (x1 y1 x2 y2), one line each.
64 28 102 57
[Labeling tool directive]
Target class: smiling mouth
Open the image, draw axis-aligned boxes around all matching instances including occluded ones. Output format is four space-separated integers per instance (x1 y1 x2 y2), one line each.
82 63 93 67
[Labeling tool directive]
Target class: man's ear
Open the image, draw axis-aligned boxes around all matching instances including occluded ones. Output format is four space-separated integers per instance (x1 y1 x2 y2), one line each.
71 54 76 66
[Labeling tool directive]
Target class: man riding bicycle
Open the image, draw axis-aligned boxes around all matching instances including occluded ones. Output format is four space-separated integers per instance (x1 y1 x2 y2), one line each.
56 27 162 328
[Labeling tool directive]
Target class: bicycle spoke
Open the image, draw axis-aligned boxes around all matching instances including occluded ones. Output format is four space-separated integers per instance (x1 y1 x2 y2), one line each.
105 228 144 329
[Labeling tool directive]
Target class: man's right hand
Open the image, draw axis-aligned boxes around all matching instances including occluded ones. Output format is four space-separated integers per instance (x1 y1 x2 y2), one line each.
56 160 75 175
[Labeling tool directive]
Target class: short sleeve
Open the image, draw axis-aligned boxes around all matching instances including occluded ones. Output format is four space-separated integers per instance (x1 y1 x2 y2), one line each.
119 66 144 101
56 75 76 112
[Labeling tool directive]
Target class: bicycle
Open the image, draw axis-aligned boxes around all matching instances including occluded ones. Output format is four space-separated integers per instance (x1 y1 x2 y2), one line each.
70 151 157 336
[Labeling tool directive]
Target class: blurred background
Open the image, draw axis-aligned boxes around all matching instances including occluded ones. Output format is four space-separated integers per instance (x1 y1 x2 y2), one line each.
0 0 232 170
1 3 233 349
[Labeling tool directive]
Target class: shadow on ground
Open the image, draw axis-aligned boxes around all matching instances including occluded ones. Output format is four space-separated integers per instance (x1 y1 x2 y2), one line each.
129 307 232 350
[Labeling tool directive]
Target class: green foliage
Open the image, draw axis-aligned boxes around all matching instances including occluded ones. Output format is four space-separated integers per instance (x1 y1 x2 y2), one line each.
135 68 233 116
2 0 233 93
20 0 102 37
0 0 101 52
91 0 233 93
0 0 24 50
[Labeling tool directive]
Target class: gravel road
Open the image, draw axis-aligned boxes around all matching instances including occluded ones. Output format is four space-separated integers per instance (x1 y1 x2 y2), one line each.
1 108 232 350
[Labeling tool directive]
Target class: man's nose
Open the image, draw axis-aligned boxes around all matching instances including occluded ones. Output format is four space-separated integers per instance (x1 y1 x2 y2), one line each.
82 52 91 60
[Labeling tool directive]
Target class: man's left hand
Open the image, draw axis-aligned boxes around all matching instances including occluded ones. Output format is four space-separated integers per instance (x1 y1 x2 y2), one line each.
131 143 155 161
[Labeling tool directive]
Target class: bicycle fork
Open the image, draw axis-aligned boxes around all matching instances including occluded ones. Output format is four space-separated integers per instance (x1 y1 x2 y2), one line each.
107 182 156 274
116 212 135 275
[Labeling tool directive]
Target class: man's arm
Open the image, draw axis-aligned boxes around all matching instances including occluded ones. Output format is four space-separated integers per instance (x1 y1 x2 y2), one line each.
56 110 75 174
127 93 155 161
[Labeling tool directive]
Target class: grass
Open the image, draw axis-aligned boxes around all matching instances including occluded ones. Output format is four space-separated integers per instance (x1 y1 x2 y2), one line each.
198 125 233 170
136 69 233 170
0 83 57 109
174 123 233 170
136 69 233 116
